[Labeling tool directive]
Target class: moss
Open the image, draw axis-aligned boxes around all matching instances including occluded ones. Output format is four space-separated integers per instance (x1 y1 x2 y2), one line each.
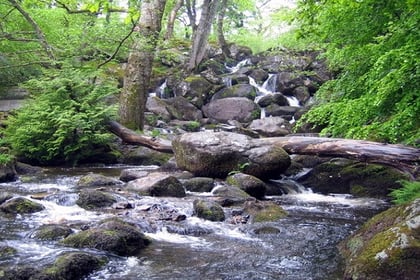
0 246 17 258
253 204 288 222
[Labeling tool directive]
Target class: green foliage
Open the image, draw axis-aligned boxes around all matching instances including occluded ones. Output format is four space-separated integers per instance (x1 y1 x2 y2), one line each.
295 0 420 146
4 68 118 165
390 181 420 204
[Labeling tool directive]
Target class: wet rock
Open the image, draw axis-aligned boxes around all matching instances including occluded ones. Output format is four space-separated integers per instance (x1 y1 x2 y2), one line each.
0 197 45 214
202 97 260 124
265 104 299 117
76 173 122 188
164 96 203 121
146 96 171 121
182 177 215 192
247 117 291 137
119 168 149 182
126 172 186 197
298 159 408 198
193 199 225 222
166 224 213 236
248 69 269 83
172 131 290 179
292 86 311 104
45 252 106 280
0 245 17 258
212 184 251 206
243 200 288 223
339 198 420 280
254 226 281 234
122 145 172 166
256 93 289 107
30 224 73 240
14 161 43 175
61 218 151 256
211 84 257 101
0 192 13 204
0 161 17 182
226 173 266 199
76 190 117 210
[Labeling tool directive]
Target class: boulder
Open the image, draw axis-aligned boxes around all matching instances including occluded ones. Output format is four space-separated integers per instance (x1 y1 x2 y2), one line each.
76 173 122 188
119 168 149 182
211 184 251 206
61 218 150 256
122 146 172 166
265 104 299 117
182 177 215 192
256 93 289 107
339 198 420 279
247 117 291 137
146 96 171 121
173 75 214 108
211 84 257 101
0 197 45 214
298 159 408 197
76 190 117 210
202 97 260 123
30 224 73 240
226 173 266 199
0 162 17 182
193 199 225 222
126 172 186 197
164 96 203 121
172 131 291 179
243 200 288 223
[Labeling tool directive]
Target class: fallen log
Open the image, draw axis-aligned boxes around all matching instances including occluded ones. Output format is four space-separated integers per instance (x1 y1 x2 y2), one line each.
108 123 419 177
108 121 173 153
260 136 420 177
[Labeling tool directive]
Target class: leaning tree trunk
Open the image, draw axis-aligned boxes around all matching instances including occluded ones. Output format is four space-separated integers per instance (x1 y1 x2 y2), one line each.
216 0 231 58
164 0 184 40
119 0 167 130
187 0 220 72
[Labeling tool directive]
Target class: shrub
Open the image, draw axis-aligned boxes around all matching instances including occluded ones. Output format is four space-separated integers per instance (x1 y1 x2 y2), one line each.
390 180 420 204
4 68 118 165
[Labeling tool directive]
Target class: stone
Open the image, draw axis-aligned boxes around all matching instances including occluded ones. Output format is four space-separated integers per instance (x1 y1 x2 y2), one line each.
243 200 288 223
76 190 117 210
182 177 215 192
339 198 420 279
202 97 260 123
76 173 122 188
30 224 73 241
193 199 225 222
0 197 45 214
248 116 291 137
226 173 266 199
126 172 186 197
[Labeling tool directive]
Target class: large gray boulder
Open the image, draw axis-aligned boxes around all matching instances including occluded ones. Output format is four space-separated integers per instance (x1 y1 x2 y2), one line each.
172 131 290 179
211 84 257 101
164 96 203 121
247 117 291 137
126 172 186 197
202 97 260 123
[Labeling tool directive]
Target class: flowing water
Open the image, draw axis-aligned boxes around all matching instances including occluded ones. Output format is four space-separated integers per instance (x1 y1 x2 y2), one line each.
0 166 389 280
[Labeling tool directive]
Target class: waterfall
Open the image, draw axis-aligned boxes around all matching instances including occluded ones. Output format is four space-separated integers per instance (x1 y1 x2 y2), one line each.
226 58 251 73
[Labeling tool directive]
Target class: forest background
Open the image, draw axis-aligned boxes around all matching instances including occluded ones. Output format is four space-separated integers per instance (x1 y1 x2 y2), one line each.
0 0 419 167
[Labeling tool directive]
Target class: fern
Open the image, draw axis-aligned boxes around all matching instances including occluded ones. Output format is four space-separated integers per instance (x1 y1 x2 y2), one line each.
390 181 420 205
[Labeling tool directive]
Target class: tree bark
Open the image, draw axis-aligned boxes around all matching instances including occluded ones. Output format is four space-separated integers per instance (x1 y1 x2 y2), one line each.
164 0 184 40
260 136 420 176
108 121 173 153
216 0 231 58
187 0 220 72
119 0 167 130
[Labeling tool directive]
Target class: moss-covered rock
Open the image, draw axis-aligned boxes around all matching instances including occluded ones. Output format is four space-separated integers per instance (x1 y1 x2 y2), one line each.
61 218 151 256
243 200 288 223
0 197 45 214
122 146 172 166
45 252 107 280
227 173 266 199
339 198 420 280
298 159 408 198
76 190 117 210
182 177 215 192
30 224 73 241
76 173 122 188
0 245 17 258
211 184 251 206
193 199 225 222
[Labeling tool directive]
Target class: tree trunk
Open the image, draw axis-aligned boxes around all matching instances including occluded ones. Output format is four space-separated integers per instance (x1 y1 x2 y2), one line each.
108 121 173 153
187 0 220 72
216 0 230 58
119 0 167 130
164 0 184 40
260 136 420 177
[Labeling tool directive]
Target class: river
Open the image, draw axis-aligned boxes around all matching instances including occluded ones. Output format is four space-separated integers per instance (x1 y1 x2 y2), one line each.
0 165 388 279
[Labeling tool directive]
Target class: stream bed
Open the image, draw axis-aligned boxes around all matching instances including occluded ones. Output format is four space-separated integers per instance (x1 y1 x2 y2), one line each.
0 166 389 279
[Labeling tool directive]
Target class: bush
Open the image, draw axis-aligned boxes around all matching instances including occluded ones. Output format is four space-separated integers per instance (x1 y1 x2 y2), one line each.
4 68 118 165
390 181 420 204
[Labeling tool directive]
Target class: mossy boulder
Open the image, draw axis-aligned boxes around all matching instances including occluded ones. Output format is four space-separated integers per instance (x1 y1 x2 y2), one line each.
76 173 122 188
122 146 172 166
182 177 215 192
76 190 117 210
339 198 420 280
298 159 408 198
226 173 266 199
193 199 225 222
211 84 257 101
0 245 17 258
126 172 186 197
0 162 17 182
211 184 251 206
61 218 151 256
44 252 107 280
172 131 290 179
0 197 45 214
243 200 288 223
30 224 73 241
